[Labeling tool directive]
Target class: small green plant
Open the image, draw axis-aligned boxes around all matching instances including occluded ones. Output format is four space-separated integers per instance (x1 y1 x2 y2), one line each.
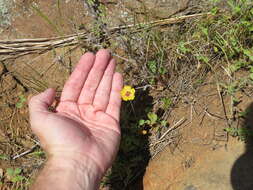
6 168 25 183
139 112 157 126
147 60 167 75
139 112 167 132
229 60 247 73
87 0 95 5
196 55 209 64
243 49 253 62
16 95 26 109
225 127 253 141
0 154 8 160
178 41 191 54
228 0 242 14
161 97 172 110
249 66 253 80
220 82 238 95
238 108 250 118
147 60 157 74
200 25 209 37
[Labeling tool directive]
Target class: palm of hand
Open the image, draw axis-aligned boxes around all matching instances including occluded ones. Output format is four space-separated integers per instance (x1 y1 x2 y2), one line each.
29 50 123 173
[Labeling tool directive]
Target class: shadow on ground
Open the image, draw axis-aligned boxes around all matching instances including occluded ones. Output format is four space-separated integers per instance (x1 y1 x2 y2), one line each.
107 89 152 190
231 102 253 190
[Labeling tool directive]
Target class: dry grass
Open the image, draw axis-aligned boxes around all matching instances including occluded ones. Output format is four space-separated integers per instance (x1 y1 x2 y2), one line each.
0 12 211 62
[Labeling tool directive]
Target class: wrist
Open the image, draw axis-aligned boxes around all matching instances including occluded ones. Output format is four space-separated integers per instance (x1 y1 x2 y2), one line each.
42 155 102 190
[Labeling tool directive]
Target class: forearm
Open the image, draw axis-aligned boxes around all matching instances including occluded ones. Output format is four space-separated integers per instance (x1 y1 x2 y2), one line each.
30 157 102 190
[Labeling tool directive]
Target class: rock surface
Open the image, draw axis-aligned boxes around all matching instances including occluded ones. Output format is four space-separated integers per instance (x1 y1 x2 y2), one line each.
104 0 190 27
0 0 13 28
143 139 248 190
125 0 190 18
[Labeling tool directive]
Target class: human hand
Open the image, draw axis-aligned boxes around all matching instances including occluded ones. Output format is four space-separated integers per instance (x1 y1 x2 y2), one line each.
29 49 123 176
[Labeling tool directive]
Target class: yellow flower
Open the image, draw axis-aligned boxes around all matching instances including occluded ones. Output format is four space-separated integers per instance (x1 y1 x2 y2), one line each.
142 130 148 135
121 86 135 101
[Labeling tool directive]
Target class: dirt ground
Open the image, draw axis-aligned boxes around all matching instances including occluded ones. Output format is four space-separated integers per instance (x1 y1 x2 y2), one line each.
143 73 253 190
0 0 252 190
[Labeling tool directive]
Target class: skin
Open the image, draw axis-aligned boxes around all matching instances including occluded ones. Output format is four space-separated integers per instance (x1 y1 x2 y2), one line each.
29 49 123 190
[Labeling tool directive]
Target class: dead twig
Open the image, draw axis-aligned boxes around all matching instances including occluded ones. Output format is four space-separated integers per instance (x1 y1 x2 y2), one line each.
217 83 231 127
205 108 226 120
158 118 186 141
12 144 39 160
0 12 213 60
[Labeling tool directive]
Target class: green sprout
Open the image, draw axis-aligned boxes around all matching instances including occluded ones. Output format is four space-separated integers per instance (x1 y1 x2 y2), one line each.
6 168 25 183
16 95 26 109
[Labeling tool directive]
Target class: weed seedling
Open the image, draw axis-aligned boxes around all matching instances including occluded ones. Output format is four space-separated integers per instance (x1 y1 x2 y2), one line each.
0 154 8 160
6 168 25 183
225 127 253 141
16 95 26 109
178 41 191 54
139 112 167 132
161 97 172 110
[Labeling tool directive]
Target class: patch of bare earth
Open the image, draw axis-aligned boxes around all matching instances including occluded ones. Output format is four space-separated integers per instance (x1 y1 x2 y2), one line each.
143 73 253 190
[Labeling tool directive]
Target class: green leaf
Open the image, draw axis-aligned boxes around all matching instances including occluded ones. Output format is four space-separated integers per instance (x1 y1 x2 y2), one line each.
249 26 253 32
147 112 158 125
229 61 245 72
161 97 172 110
11 175 25 183
197 55 209 63
243 49 253 62
242 21 251 27
0 154 8 160
29 151 45 157
214 46 219 53
200 26 208 36
14 168 22 175
250 66 253 73
250 73 253 80
146 120 151 125
158 67 167 75
161 120 167 127
211 0 220 3
239 110 249 117
16 102 23 109
234 6 241 13
147 61 157 74
7 168 14 176
232 97 240 105
211 7 218 15
16 95 27 109
178 41 190 54
139 120 145 126
230 65 240 73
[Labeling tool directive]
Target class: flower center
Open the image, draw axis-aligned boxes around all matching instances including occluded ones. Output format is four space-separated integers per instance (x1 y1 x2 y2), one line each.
125 91 131 97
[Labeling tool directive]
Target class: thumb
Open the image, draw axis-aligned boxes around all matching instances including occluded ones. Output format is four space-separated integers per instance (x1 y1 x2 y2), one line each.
29 88 56 127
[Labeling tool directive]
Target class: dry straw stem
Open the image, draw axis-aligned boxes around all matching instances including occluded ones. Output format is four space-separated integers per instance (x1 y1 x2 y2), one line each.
0 12 212 60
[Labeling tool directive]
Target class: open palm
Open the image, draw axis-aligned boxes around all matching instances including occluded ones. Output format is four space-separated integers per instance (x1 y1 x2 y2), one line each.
29 49 123 174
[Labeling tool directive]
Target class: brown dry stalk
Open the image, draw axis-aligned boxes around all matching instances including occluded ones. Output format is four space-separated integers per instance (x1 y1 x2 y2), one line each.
0 12 212 60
